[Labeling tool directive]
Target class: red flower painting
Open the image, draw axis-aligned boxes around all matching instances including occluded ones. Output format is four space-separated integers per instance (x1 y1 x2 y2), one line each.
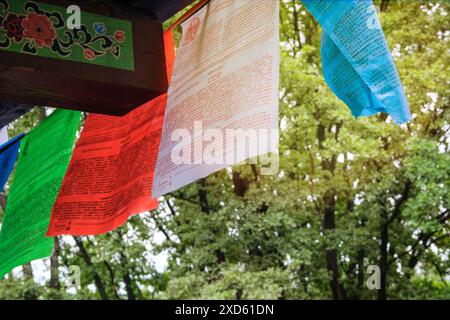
114 30 125 43
22 13 57 48
84 48 96 60
2 13 25 42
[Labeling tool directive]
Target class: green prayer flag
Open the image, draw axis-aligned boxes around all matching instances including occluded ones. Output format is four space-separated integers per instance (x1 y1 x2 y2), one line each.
0 109 80 279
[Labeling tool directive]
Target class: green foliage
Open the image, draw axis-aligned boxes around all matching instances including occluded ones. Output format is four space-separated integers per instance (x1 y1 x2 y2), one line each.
0 0 448 300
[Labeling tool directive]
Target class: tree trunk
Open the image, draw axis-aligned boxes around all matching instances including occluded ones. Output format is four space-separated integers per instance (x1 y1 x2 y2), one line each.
356 249 365 290
50 237 60 290
197 179 226 263
378 181 411 299
380 0 390 12
232 170 250 197
198 178 211 214
317 122 346 300
119 251 136 300
73 236 109 300
22 263 34 279
22 263 38 300
378 215 388 300
323 195 347 300
356 217 367 294
103 261 121 300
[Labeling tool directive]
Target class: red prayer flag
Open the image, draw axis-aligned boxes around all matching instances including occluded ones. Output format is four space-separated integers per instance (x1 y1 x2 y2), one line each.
46 30 175 236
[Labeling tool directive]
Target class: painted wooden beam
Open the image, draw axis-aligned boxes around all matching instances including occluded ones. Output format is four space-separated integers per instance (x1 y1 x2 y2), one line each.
0 0 168 116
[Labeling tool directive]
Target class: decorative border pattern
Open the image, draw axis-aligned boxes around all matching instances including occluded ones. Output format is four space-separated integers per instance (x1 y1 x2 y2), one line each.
0 0 134 70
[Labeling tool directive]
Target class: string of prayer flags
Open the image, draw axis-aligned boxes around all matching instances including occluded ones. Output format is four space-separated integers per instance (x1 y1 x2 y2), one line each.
302 0 411 124
46 30 175 236
0 110 80 279
0 133 24 191
46 98 166 235
0 103 33 128
152 0 280 197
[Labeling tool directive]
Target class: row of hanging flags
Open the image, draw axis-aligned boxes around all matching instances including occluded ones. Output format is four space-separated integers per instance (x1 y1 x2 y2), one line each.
0 0 410 278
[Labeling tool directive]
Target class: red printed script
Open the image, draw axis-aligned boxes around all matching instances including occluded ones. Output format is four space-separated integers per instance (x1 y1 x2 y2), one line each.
46 30 175 236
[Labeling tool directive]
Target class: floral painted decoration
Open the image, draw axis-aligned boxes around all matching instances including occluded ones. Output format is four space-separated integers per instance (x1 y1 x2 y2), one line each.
94 22 106 35
2 13 24 42
0 0 132 70
22 12 56 48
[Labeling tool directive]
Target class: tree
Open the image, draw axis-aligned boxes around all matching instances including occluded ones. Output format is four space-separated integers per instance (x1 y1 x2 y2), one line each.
0 0 448 300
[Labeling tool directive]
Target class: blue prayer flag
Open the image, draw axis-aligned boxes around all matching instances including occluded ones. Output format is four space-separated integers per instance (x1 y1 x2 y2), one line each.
302 0 411 124
0 133 24 191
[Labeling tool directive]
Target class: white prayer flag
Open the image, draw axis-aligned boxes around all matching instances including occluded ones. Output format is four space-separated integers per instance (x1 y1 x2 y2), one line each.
153 0 280 197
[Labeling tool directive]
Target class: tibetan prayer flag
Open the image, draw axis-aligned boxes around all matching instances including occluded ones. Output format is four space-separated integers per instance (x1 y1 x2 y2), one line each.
0 110 80 279
302 0 411 124
0 104 33 128
152 0 280 197
0 133 24 192
46 30 175 236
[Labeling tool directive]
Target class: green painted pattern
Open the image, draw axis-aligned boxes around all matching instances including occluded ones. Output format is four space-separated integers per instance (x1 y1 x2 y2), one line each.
0 0 134 70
